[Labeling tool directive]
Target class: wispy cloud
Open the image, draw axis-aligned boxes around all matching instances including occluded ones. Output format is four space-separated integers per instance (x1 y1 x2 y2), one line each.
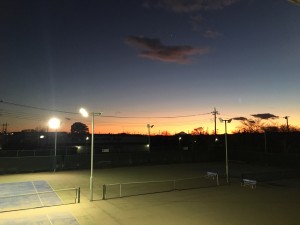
189 14 203 31
251 113 279 120
126 36 211 64
144 0 239 13
204 29 222 38
144 0 238 37
288 0 300 6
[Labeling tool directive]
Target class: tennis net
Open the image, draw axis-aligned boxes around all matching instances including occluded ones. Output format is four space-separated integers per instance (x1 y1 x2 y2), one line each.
242 170 300 182
102 172 219 200
0 187 80 212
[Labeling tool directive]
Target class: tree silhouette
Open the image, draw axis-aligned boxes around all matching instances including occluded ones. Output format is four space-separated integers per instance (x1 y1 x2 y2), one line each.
71 122 89 134
234 118 266 133
234 118 300 133
191 127 209 135
161 130 170 136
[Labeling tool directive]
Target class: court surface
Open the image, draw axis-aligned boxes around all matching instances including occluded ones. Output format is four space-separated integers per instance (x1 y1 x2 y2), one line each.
0 180 79 224
0 162 299 225
0 180 64 212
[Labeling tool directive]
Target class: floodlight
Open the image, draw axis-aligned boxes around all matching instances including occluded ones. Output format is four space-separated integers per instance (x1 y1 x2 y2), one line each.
79 108 89 117
48 118 60 129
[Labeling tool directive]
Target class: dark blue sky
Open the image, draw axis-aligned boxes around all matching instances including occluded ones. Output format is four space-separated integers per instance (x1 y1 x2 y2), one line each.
1 0 300 134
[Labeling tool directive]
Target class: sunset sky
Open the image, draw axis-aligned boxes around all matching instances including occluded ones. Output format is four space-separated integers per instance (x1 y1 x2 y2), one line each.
1 0 300 135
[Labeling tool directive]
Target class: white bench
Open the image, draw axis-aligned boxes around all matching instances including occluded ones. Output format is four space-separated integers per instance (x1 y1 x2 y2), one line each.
241 179 257 189
206 172 219 186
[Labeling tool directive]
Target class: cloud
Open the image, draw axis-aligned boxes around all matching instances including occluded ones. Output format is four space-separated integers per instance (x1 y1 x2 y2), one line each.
189 14 203 31
145 0 239 13
232 117 248 121
204 29 222 38
126 36 211 64
251 113 279 120
288 0 300 6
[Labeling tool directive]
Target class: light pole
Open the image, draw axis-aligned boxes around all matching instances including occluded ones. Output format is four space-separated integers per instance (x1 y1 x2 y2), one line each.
147 124 154 151
219 118 232 183
283 116 290 132
79 108 102 201
48 117 60 172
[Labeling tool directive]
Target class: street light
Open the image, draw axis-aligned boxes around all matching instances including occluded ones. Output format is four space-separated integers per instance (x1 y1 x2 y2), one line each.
219 118 232 183
147 124 154 150
79 108 102 201
283 116 290 132
48 117 60 172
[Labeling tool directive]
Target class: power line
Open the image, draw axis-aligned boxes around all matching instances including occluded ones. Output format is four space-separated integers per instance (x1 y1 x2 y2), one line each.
101 112 211 119
1 99 211 119
0 100 77 115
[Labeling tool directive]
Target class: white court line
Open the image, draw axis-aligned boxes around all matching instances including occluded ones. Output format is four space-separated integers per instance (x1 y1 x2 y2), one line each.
31 181 44 207
47 214 54 225
46 181 64 204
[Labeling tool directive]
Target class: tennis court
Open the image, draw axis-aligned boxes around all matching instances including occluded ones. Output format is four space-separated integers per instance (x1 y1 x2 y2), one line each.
0 180 80 224
0 180 80 212
0 162 299 225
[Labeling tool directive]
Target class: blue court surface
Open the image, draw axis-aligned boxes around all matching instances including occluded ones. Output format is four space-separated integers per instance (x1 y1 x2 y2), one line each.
0 180 80 224
0 180 63 212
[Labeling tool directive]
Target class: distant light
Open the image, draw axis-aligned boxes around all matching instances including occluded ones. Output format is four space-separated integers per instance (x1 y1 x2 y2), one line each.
48 118 60 129
40 135 45 139
79 108 89 117
86 136 90 141
146 144 150 148
215 138 219 142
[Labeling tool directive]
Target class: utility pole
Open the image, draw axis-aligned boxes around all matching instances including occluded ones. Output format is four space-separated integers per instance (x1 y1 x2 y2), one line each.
2 122 8 133
283 116 289 132
211 108 219 140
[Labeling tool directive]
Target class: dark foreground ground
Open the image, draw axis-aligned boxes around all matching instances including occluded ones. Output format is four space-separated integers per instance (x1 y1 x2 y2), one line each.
0 162 299 225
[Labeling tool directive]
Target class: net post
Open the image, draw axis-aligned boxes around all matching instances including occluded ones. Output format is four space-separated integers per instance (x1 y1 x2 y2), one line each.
102 184 106 200
76 187 81 203
120 183 122 198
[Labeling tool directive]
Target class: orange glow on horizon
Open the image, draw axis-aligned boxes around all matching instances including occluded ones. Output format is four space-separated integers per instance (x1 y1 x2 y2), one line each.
4 110 300 135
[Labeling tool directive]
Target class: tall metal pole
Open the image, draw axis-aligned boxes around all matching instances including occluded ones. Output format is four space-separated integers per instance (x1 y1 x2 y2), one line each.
49 118 60 173
147 124 150 147
147 124 153 151
79 108 101 202
224 120 229 183
212 108 219 140
219 118 231 183
90 113 94 201
54 130 57 172
284 116 289 132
